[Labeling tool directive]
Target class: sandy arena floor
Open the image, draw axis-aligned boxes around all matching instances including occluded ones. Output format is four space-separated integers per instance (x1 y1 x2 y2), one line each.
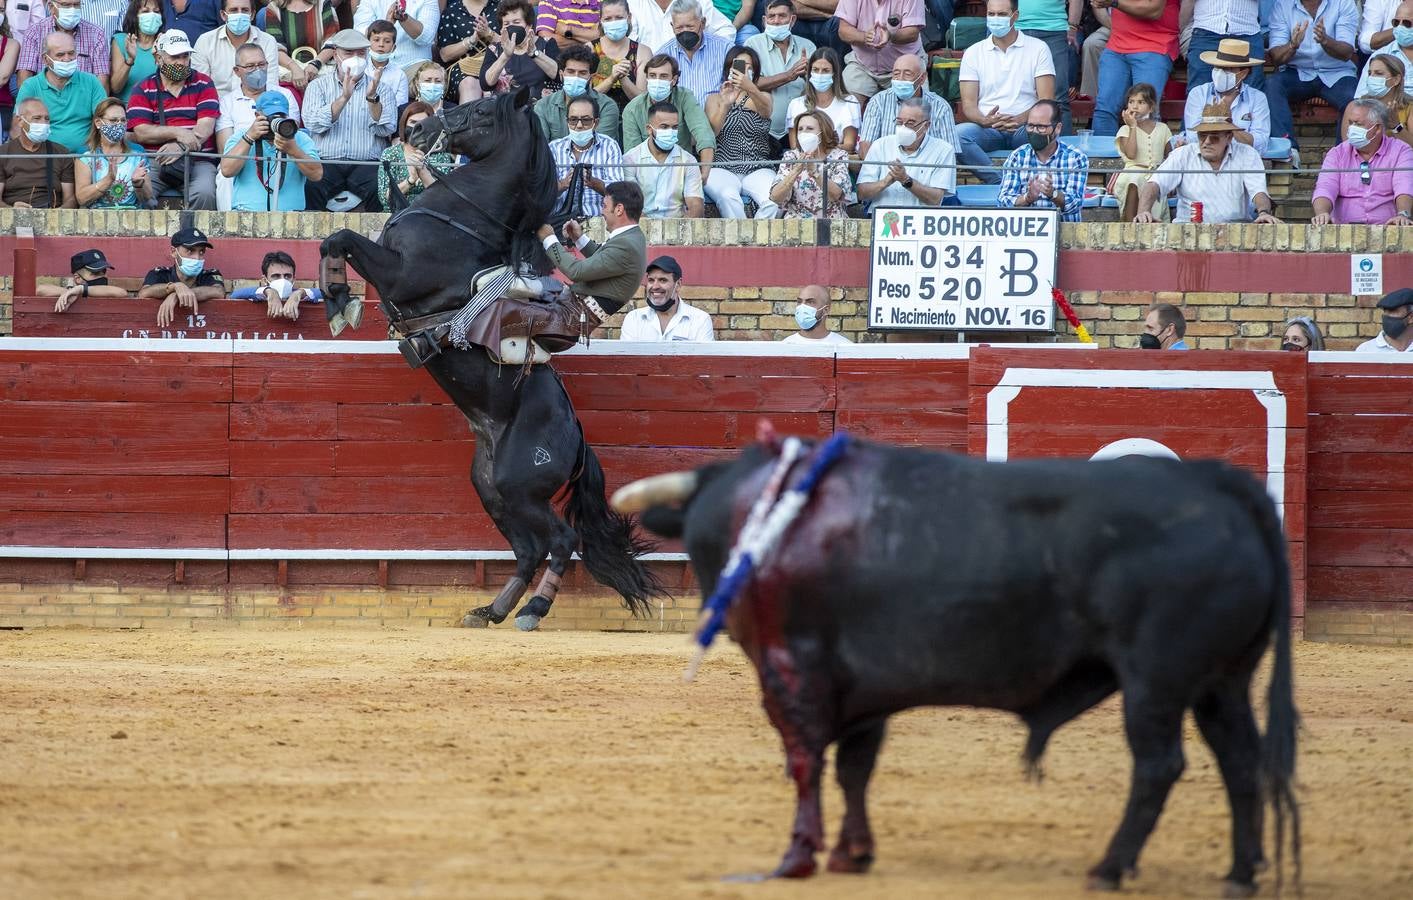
0 628 1409 900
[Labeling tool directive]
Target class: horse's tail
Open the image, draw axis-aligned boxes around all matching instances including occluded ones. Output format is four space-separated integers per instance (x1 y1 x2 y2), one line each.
564 441 666 617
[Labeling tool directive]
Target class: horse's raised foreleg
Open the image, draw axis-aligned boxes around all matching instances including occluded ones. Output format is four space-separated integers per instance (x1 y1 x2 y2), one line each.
319 228 401 336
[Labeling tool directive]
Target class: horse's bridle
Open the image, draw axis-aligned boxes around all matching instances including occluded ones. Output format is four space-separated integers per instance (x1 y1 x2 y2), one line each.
415 107 518 235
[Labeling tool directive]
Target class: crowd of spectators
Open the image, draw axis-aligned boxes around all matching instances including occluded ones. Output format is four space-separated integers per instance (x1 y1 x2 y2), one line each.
0 0 1408 223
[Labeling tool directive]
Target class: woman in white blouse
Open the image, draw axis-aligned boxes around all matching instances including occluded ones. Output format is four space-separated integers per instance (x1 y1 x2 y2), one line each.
785 47 860 155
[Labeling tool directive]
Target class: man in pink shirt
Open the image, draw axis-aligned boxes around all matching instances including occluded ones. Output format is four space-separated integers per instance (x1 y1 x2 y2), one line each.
836 0 925 100
1311 98 1413 225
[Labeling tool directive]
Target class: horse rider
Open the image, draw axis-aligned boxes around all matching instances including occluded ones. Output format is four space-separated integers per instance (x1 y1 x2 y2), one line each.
535 179 648 335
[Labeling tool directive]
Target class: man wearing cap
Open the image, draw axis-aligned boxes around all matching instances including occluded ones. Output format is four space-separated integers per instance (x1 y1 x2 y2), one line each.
1264 0 1359 161
13 30 108 153
1134 103 1281 223
137 227 227 327
39 249 130 312
219 91 323 210
1311 98 1413 225
1356 289 1413 352
1179 38 1270 153
127 30 221 208
534 180 648 337
191 0 281 97
301 28 399 213
617 254 716 342
16 0 112 91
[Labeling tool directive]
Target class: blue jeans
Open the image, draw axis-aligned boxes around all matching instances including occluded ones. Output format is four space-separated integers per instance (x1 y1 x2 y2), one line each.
954 123 1032 184
1025 29 1074 133
1265 68 1357 148
1094 49 1172 135
1187 29 1266 91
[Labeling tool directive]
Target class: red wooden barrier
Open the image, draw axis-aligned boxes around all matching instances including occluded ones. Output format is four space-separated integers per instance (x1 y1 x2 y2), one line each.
11 296 387 341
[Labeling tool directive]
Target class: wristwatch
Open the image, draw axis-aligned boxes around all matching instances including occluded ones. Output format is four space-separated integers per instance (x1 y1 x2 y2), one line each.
1400 210 1412 219
531 49 541 58
901 177 914 189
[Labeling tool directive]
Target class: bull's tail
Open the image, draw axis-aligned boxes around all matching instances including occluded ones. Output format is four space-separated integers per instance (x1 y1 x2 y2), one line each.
564 441 666 618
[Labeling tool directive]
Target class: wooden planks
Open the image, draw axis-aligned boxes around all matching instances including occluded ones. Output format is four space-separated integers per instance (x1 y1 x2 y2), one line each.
834 357 968 450
10 295 387 341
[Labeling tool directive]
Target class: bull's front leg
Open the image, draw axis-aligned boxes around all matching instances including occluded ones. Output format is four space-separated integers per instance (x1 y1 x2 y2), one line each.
756 642 833 879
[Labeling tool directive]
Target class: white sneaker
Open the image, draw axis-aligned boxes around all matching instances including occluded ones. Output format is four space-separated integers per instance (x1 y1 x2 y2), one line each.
1288 148 1301 169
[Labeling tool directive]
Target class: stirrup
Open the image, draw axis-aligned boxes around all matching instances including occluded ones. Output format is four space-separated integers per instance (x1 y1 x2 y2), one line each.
398 328 444 369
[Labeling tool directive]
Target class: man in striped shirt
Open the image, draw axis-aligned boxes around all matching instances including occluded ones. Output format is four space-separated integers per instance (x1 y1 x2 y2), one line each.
127 30 220 207
551 95 626 217
300 29 399 212
858 52 956 156
538 0 604 52
17 0 112 91
657 0 733 106
1186 0 1265 90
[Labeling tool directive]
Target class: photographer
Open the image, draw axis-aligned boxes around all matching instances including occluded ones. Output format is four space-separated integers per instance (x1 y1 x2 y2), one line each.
219 90 322 210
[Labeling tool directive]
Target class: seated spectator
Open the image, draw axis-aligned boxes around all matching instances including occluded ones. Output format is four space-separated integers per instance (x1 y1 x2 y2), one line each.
18 0 111 92
110 1 162 103
1112 82 1171 221
75 97 154 207
436 0 498 104
618 253 716 341
836 0 923 101
781 282 851 343
744 0 814 143
592 0 647 111
137 226 226 327
1309 98 1413 225
622 52 716 176
219 90 323 210
479 0 560 98
997 98 1087 221
1354 1 1413 99
1360 53 1412 149
784 46 859 153
407 59 450 114
1281 315 1324 350
955 0 1054 185
550 94 625 218
1264 1 1356 160
41 248 130 312
857 95 955 206
659 0 733 108
14 29 107 152
352 0 439 71
367 18 411 107
1134 103 1280 223
1017 0 1077 130
257 0 338 91
536 43 623 142
1186 0 1265 90
302 28 398 212
622 99 706 217
0 97 77 207
377 100 454 209
768 109 852 217
1356 288 1413 352
858 51 956 156
1092 0 1180 136
537 0 602 53
127 29 219 208
191 0 280 97
1140 301 1187 349
1181 38 1269 153
627 0 735 55
230 249 323 320
703 44 777 218
713 0 758 45
214 43 300 161
1360 0 1402 55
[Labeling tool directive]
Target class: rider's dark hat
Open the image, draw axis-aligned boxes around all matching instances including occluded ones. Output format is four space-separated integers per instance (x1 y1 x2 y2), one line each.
646 255 683 279
71 248 113 272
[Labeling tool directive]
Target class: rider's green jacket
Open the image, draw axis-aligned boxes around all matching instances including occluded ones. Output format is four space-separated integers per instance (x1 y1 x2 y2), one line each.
544 223 648 310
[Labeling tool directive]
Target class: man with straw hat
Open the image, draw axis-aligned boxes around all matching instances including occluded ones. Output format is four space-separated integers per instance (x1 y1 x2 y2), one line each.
1180 37 1270 153
1264 0 1360 165
1134 102 1281 224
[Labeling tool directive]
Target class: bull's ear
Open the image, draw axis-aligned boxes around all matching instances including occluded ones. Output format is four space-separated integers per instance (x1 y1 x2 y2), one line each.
639 505 686 539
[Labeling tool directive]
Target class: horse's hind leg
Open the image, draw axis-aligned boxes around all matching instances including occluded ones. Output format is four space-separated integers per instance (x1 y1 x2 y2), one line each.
462 443 537 628
510 503 577 632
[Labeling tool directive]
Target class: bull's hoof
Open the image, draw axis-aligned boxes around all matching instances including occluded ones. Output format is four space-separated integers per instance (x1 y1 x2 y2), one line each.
772 851 818 879
1085 875 1122 892
462 605 507 628
826 846 874 874
513 595 554 631
1221 880 1258 899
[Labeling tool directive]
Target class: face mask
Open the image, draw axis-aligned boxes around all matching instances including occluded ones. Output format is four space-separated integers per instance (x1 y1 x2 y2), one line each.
419 82 445 104
81 275 109 287
160 62 191 82
1139 331 1163 350
1280 341 1303 352
98 122 127 143
646 78 672 100
49 57 78 78
55 7 82 29
1211 68 1237 93
646 292 675 312
267 277 294 300
177 256 205 277
1027 130 1052 152
1394 25 1413 47
808 73 833 92
764 23 791 42
562 75 588 97
339 56 367 80
242 68 268 91
675 30 700 51
890 78 916 100
370 50 393 64
24 120 51 143
1347 123 1375 149
225 12 251 35
569 127 595 147
794 304 819 331
894 123 917 147
1365 76 1390 97
985 15 1012 38
1384 314 1410 340
602 19 629 41
652 127 678 150
797 131 820 154
138 12 163 35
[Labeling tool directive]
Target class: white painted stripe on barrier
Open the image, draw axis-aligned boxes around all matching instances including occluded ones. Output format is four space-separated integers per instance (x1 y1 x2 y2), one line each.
1309 351 1413 365
231 339 397 354
0 337 234 352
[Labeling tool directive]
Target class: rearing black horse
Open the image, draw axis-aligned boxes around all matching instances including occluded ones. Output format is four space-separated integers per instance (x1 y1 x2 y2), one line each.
317 88 663 630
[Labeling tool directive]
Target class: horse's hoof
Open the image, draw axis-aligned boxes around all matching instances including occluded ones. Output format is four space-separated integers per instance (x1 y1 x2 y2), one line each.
463 605 507 628
1221 880 1258 899
1085 875 1122 892
512 595 553 632
328 312 347 338
461 613 489 628
343 298 363 330
771 852 817 879
826 847 874 874
513 614 542 632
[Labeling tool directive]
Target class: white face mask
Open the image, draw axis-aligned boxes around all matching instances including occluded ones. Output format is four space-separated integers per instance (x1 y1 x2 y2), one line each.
797 131 820 154
894 123 917 147
1211 68 1237 93
267 277 294 300
340 56 367 80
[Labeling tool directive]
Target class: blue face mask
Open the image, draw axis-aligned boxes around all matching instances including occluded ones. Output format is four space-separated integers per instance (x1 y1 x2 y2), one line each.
1346 124 1373 149
419 82 445 104
891 79 916 100
646 78 671 101
569 127 595 147
602 19 629 41
794 304 819 331
225 12 251 35
764 23 792 42
138 11 163 35
177 255 205 277
1365 76 1390 96
49 56 78 78
808 73 833 92
653 126 678 150
55 7 82 29
562 75 588 97
1395 25 1413 47
986 15 1012 38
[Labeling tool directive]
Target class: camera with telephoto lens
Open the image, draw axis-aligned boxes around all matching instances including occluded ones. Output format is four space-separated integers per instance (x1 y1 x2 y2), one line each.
268 113 299 140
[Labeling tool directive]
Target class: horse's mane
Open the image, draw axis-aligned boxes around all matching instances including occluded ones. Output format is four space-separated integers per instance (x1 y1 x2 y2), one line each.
496 91 564 275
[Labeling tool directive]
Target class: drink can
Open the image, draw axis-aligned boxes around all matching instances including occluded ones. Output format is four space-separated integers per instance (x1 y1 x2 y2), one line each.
1191 201 1204 223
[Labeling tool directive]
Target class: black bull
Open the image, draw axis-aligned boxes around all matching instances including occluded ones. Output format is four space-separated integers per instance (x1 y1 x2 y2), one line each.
614 441 1300 895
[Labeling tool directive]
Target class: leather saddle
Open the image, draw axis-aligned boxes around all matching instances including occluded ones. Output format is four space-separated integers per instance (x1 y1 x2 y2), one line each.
460 265 601 365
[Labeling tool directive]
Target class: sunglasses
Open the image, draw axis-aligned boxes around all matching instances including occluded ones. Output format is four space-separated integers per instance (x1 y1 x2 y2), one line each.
567 116 596 127
1360 161 1371 185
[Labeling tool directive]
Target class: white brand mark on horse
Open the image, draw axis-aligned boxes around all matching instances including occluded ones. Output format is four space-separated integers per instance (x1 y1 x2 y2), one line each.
533 447 552 466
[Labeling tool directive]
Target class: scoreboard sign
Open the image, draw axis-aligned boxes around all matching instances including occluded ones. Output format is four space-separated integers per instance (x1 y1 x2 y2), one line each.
867 207 1060 333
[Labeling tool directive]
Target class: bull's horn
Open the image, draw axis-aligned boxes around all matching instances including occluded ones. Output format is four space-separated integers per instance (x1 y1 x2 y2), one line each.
611 472 698 513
